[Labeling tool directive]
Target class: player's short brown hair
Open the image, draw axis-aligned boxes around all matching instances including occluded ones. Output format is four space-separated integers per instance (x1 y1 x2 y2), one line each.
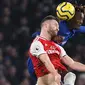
40 15 59 26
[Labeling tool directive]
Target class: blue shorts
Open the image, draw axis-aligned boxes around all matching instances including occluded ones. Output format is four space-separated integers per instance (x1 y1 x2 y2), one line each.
27 58 37 82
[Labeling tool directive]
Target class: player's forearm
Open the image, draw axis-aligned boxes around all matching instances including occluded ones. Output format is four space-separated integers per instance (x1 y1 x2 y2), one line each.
44 60 57 76
43 59 61 85
70 61 85 71
39 54 57 76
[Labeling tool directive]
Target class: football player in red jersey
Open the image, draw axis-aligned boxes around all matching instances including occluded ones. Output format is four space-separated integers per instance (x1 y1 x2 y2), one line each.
29 15 85 85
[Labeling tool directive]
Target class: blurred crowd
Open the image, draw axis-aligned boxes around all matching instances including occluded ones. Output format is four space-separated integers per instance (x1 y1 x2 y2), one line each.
0 0 85 85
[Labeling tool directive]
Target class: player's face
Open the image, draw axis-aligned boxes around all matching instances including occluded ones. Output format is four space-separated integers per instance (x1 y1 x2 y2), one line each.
48 20 59 37
72 12 84 29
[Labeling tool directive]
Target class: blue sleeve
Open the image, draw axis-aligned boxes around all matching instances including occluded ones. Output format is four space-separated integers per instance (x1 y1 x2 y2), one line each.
76 26 85 33
32 31 40 38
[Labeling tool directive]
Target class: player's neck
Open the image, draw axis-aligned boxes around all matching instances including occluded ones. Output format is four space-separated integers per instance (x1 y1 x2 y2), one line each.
40 31 51 41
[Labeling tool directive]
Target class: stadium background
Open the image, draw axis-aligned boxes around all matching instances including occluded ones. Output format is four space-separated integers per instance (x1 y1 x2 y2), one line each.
0 0 85 85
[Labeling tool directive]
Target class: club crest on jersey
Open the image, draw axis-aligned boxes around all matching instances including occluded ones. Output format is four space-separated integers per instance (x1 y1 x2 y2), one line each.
50 46 56 50
45 44 48 46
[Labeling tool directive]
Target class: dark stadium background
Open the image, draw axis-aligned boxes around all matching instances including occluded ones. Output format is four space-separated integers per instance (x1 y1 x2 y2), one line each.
0 0 85 85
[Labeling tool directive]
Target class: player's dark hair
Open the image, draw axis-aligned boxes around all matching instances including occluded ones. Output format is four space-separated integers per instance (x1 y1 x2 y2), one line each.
40 15 59 26
75 5 85 13
71 0 85 13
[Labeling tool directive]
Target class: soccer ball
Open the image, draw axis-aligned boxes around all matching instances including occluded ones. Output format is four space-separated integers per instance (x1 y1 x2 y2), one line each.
56 2 75 20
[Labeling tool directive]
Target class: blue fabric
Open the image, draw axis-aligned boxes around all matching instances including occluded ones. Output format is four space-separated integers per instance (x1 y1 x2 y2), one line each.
58 21 85 45
27 58 37 81
76 26 85 33
27 20 85 82
32 31 40 38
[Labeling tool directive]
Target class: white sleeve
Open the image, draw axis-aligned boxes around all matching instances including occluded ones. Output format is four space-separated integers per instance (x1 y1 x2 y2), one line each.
58 45 67 58
30 41 46 58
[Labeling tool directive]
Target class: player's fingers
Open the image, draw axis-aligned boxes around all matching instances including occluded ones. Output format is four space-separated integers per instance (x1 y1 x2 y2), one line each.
55 74 61 85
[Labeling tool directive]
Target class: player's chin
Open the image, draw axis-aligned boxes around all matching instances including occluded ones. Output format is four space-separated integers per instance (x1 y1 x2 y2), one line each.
53 33 57 37
51 34 57 40
54 31 58 35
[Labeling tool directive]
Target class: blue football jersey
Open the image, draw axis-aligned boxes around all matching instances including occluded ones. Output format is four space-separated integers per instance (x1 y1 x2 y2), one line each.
32 20 85 45
58 21 85 45
28 20 85 82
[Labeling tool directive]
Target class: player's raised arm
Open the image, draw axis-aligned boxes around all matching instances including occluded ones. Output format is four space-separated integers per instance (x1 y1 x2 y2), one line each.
77 26 85 33
60 46 85 71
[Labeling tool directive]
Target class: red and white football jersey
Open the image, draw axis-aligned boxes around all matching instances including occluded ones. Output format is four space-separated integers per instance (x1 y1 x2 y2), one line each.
29 36 67 77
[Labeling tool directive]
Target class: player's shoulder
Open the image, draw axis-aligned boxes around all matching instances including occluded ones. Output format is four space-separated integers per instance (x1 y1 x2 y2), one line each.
31 40 42 47
30 36 46 57
55 44 61 48
56 44 67 57
55 44 65 51
30 36 44 49
59 20 67 24
31 36 41 45
59 20 68 31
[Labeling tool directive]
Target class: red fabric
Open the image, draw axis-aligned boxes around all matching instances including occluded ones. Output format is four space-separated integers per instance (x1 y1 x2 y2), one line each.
29 36 67 77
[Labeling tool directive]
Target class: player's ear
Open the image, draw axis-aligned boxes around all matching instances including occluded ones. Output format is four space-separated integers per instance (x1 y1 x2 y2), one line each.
42 21 49 29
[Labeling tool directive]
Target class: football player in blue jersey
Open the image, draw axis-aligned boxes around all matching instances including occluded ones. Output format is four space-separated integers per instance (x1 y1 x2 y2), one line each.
27 4 85 84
